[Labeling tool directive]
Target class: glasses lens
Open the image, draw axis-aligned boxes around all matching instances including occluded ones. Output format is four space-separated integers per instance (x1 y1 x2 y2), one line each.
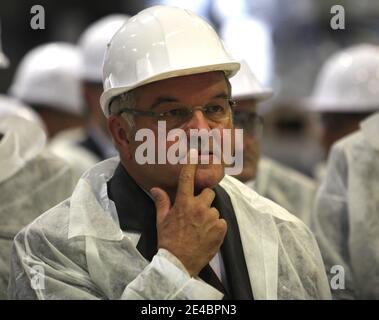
157 101 232 128
204 102 231 122
159 106 192 128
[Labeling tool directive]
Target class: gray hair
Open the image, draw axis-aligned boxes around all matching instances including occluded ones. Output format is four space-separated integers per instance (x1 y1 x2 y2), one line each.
109 91 137 132
109 73 233 131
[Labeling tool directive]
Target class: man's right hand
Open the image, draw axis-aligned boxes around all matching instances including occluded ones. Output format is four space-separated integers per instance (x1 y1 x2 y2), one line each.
151 149 227 278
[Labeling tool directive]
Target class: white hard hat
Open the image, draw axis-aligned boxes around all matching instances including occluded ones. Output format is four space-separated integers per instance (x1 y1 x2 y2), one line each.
0 51 8 68
9 43 84 115
307 44 379 112
231 60 273 101
0 115 46 182
0 94 45 129
100 5 240 117
78 14 130 83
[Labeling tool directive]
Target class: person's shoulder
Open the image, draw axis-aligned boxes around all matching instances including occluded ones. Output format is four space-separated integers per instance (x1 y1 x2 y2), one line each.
49 132 100 168
333 130 367 154
13 198 87 274
221 174 317 247
13 196 77 258
258 157 316 190
30 149 74 174
328 130 374 172
221 174 304 225
15 158 120 247
16 198 70 236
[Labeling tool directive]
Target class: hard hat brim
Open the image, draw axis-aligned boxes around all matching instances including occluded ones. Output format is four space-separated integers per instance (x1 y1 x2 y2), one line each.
234 89 274 102
302 97 379 113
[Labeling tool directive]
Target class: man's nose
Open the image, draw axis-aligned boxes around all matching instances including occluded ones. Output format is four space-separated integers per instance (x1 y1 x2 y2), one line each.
185 109 210 131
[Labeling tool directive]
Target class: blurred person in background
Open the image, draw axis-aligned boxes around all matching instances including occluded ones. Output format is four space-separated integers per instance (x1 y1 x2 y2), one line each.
305 44 379 182
0 21 9 69
9 43 85 139
77 14 129 163
232 61 316 225
0 97 77 299
47 15 130 177
0 33 77 299
312 110 379 299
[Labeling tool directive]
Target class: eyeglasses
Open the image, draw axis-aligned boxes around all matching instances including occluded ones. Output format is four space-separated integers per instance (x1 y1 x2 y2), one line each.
233 111 264 138
116 99 235 129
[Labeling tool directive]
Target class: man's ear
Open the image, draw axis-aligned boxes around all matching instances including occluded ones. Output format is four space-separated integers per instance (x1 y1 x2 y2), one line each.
108 116 133 160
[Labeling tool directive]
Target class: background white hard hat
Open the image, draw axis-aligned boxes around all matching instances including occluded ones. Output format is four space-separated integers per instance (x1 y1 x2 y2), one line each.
0 96 47 182
0 115 46 183
0 94 45 129
0 51 8 68
100 5 240 117
0 44 9 68
9 43 84 115
78 14 130 83
306 44 379 112
231 60 273 101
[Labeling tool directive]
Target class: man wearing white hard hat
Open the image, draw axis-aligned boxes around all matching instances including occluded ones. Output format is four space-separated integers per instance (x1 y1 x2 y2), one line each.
310 46 379 299
0 97 77 299
9 6 330 300
48 15 130 178
312 111 379 299
231 61 317 225
9 43 85 139
306 44 379 181
78 15 129 161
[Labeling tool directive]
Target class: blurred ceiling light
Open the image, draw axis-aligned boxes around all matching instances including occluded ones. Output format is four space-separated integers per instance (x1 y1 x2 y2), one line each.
211 0 247 21
151 0 210 19
0 20 10 68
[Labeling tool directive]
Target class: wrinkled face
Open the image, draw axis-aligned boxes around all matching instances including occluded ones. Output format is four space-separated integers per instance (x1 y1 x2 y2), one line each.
232 99 261 182
110 71 233 195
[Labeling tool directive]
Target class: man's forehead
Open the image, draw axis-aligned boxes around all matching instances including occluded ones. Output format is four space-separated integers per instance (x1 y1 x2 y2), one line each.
134 71 228 102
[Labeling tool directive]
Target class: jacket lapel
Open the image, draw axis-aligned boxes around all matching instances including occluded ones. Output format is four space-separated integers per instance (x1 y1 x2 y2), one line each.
220 177 279 299
213 186 254 300
107 164 157 261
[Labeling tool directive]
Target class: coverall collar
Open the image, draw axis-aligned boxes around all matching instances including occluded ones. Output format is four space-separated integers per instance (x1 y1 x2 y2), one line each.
361 111 379 151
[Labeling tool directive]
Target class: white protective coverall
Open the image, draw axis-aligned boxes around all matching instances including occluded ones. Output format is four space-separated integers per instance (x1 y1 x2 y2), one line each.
48 128 100 180
0 116 77 299
249 157 317 226
312 112 379 299
9 157 331 300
